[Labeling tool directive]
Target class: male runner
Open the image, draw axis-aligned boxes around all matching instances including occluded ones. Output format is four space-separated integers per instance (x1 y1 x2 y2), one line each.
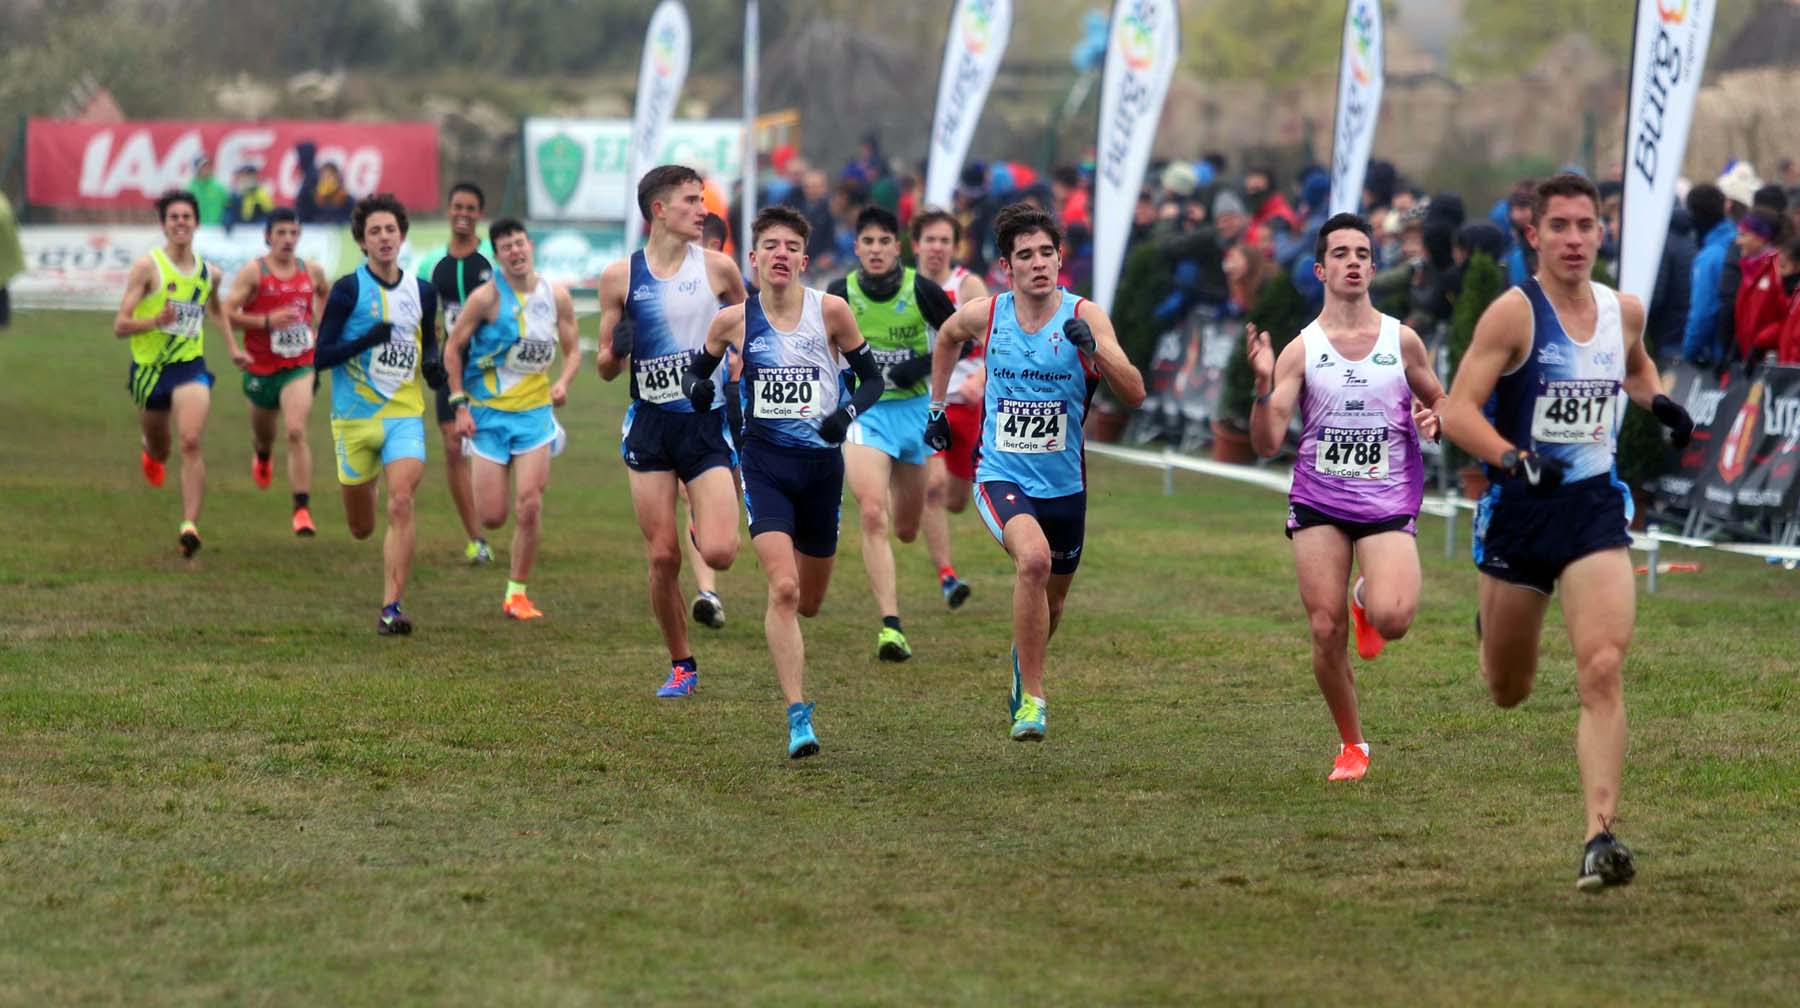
425 182 495 565
595 164 748 696
681 206 886 757
444 218 580 620
913 206 990 609
113 190 234 557
925 203 1146 740
1246 212 1446 782
1439 173 1693 890
222 208 329 535
828 206 958 660
314 194 447 634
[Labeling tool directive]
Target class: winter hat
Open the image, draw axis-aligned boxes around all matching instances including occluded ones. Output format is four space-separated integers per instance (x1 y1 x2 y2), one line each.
1212 189 1247 218
1160 161 1198 197
1718 161 1762 207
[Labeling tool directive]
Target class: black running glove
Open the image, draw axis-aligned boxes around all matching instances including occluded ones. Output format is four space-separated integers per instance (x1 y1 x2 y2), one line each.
1501 449 1566 494
885 353 934 389
1064 316 1097 354
923 406 952 453
1650 394 1694 450
682 347 724 412
610 315 635 358
817 405 856 445
420 355 448 391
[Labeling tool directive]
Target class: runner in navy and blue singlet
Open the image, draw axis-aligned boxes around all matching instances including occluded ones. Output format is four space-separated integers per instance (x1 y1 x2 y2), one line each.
925 203 1145 743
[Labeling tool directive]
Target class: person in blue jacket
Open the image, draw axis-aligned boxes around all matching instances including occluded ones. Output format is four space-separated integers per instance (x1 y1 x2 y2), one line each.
1681 183 1736 365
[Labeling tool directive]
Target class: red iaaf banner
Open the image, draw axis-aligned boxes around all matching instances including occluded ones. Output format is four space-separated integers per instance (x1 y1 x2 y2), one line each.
26 119 440 210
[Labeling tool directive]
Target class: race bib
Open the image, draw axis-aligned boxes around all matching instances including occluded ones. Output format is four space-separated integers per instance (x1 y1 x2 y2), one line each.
995 398 1068 454
750 366 829 420
368 328 418 394
164 301 205 340
504 337 556 375
635 350 689 405
1531 380 1618 445
1315 426 1389 480
270 322 314 358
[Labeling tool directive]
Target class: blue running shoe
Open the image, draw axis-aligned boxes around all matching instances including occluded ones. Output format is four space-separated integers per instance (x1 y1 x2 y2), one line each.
656 663 697 697
1010 645 1023 717
941 574 972 609
787 702 819 759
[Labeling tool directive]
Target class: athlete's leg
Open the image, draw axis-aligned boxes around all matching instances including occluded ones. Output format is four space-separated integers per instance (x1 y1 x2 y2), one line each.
1045 571 1075 640
169 381 210 523
278 373 314 496
678 483 717 594
1478 574 1552 707
684 466 740 572
1003 514 1055 699
342 481 377 540
889 459 928 544
845 442 900 617
250 405 279 464
1352 531 1421 641
439 419 483 543
629 468 690 661
1557 548 1636 840
381 457 424 606
139 409 172 463
1292 526 1361 746
507 446 551 583
923 455 957 572
755 532 807 704
796 551 835 619
471 455 512 531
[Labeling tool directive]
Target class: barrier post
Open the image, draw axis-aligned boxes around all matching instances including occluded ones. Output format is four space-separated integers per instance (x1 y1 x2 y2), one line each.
1646 523 1660 594
1161 447 1174 496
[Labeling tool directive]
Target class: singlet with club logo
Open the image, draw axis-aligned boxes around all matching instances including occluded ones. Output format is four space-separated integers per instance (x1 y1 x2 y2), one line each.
1290 313 1424 523
329 265 430 421
977 289 1100 499
129 248 212 367
467 276 558 412
243 257 316 375
1483 278 1624 484
942 265 987 406
737 287 849 449
626 244 721 412
847 267 931 402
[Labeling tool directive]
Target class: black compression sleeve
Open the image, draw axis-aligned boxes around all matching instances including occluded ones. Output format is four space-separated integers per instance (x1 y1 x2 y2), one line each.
914 274 957 329
310 279 386 370
842 343 885 416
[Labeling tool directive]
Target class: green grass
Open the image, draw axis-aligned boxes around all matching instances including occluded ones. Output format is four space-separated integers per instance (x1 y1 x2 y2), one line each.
2 310 1797 1006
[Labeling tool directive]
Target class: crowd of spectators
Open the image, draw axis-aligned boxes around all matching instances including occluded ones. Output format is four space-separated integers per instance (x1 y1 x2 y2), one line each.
178 141 353 232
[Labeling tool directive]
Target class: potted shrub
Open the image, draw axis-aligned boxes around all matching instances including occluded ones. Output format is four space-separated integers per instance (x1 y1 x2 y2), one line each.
1445 251 1506 498
1215 271 1309 464
1087 241 1172 443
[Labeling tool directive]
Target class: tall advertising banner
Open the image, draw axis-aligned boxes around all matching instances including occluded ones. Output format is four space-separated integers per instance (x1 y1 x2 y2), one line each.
25 119 440 210
924 0 1013 210
1620 0 1715 303
1091 0 1179 313
1328 0 1384 216
740 0 760 272
626 0 692 252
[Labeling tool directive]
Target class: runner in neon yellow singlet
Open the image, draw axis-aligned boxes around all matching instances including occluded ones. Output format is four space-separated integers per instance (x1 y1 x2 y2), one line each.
112 190 234 558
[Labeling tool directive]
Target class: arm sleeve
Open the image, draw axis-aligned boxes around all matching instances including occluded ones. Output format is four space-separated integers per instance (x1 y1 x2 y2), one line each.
841 343 886 416
825 277 849 301
310 278 378 370
914 274 956 329
418 283 440 358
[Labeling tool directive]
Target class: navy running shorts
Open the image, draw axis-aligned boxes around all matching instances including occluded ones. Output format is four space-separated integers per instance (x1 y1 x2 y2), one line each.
1473 473 1632 595
975 480 1087 575
620 402 738 483
1285 501 1418 540
741 439 845 558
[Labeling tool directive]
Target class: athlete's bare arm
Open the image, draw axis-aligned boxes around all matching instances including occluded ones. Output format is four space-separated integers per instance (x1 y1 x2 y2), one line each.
1400 324 1446 442
203 262 244 367
702 303 746 359
1440 290 1534 467
550 283 581 407
958 272 989 305
704 248 749 307
309 261 329 322
823 293 867 356
594 259 630 381
1248 328 1305 458
113 256 171 337
222 262 261 330
930 296 992 404
1617 294 1662 409
1074 301 1145 409
444 281 499 400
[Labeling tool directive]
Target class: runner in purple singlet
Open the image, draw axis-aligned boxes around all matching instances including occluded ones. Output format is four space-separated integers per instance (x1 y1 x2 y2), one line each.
1246 212 1446 782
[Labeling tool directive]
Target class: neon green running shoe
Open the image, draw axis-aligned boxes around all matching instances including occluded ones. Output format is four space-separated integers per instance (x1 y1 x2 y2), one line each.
464 538 493 565
877 625 912 662
1011 693 1046 741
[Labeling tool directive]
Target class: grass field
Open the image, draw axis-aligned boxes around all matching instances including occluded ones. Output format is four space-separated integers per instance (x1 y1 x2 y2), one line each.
2 309 1797 1006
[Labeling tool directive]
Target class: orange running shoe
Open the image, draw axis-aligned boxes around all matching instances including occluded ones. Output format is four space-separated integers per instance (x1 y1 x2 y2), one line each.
292 506 316 537
1327 744 1370 781
503 592 544 621
252 454 273 489
1349 576 1386 660
141 450 166 488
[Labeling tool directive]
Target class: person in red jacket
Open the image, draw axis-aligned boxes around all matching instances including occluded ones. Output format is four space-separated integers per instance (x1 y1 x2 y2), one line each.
1772 237 1800 364
1733 209 1786 363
